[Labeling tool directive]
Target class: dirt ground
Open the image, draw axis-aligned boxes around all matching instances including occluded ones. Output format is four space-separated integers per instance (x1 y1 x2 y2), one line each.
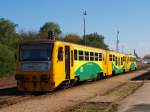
0 69 149 112
66 81 143 112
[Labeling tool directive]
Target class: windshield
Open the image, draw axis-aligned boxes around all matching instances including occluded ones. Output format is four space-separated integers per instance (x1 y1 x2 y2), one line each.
20 43 53 61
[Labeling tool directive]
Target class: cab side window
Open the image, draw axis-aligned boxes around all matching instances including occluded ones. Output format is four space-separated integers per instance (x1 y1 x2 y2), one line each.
74 50 77 60
58 47 63 61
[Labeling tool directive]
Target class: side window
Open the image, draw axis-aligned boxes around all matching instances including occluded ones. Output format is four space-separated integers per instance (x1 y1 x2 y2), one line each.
115 57 117 65
99 53 102 61
118 57 120 66
109 54 113 61
119 57 121 66
58 47 63 61
121 57 123 65
74 49 77 60
130 57 132 61
90 52 94 61
95 52 98 61
134 57 136 62
123 56 125 62
79 50 84 61
85 51 89 61
71 51 73 66
113 55 115 61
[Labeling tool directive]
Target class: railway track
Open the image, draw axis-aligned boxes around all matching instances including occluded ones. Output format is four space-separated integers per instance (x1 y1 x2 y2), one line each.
0 64 149 110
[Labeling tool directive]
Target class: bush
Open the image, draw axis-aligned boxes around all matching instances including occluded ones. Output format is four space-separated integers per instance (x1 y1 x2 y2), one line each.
0 43 15 77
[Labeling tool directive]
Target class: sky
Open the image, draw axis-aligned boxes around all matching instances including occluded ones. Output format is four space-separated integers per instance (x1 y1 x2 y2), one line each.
0 0 150 57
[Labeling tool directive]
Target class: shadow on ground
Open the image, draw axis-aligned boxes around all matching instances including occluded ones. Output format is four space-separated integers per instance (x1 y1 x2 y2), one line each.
125 104 150 112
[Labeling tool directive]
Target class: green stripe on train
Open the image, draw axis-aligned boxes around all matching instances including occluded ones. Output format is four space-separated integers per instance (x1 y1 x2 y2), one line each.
130 63 136 70
112 63 125 74
75 62 102 81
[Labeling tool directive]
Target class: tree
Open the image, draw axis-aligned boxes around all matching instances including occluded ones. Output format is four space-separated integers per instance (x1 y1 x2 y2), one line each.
83 32 109 50
39 22 62 37
134 49 139 58
0 18 17 40
19 30 38 41
144 54 150 59
0 43 15 77
62 34 82 44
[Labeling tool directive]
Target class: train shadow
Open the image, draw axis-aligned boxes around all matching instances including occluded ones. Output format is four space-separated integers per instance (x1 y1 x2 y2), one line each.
0 87 34 96
132 72 150 80
125 104 150 112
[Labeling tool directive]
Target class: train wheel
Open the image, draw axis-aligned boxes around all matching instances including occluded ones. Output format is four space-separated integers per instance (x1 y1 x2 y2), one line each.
61 80 72 89
97 73 103 80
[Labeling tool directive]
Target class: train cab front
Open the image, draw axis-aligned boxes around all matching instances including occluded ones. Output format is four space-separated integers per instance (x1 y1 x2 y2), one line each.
15 42 55 92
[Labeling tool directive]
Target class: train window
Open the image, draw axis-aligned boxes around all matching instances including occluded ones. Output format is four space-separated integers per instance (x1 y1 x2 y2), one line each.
113 55 115 61
85 51 89 61
74 50 77 60
79 50 84 61
130 57 132 61
90 52 94 61
58 47 63 61
121 57 123 65
134 58 136 61
71 51 74 66
130 57 136 62
95 52 98 61
123 56 125 61
118 57 120 66
109 54 113 61
99 53 102 61
115 57 117 65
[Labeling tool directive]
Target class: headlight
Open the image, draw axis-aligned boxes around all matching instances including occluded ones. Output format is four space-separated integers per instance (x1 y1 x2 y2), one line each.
15 75 24 80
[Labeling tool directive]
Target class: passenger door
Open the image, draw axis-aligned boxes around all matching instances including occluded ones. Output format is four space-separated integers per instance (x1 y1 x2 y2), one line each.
106 52 112 75
65 46 70 80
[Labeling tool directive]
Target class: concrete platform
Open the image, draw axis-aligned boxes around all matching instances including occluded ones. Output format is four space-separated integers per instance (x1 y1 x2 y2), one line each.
118 82 150 112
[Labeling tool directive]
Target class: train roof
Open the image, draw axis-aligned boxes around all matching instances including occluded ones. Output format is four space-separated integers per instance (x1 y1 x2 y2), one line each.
19 39 135 56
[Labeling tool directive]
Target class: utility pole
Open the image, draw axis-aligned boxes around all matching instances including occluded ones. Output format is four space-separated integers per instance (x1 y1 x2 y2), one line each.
121 45 124 53
116 31 119 52
83 10 87 45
